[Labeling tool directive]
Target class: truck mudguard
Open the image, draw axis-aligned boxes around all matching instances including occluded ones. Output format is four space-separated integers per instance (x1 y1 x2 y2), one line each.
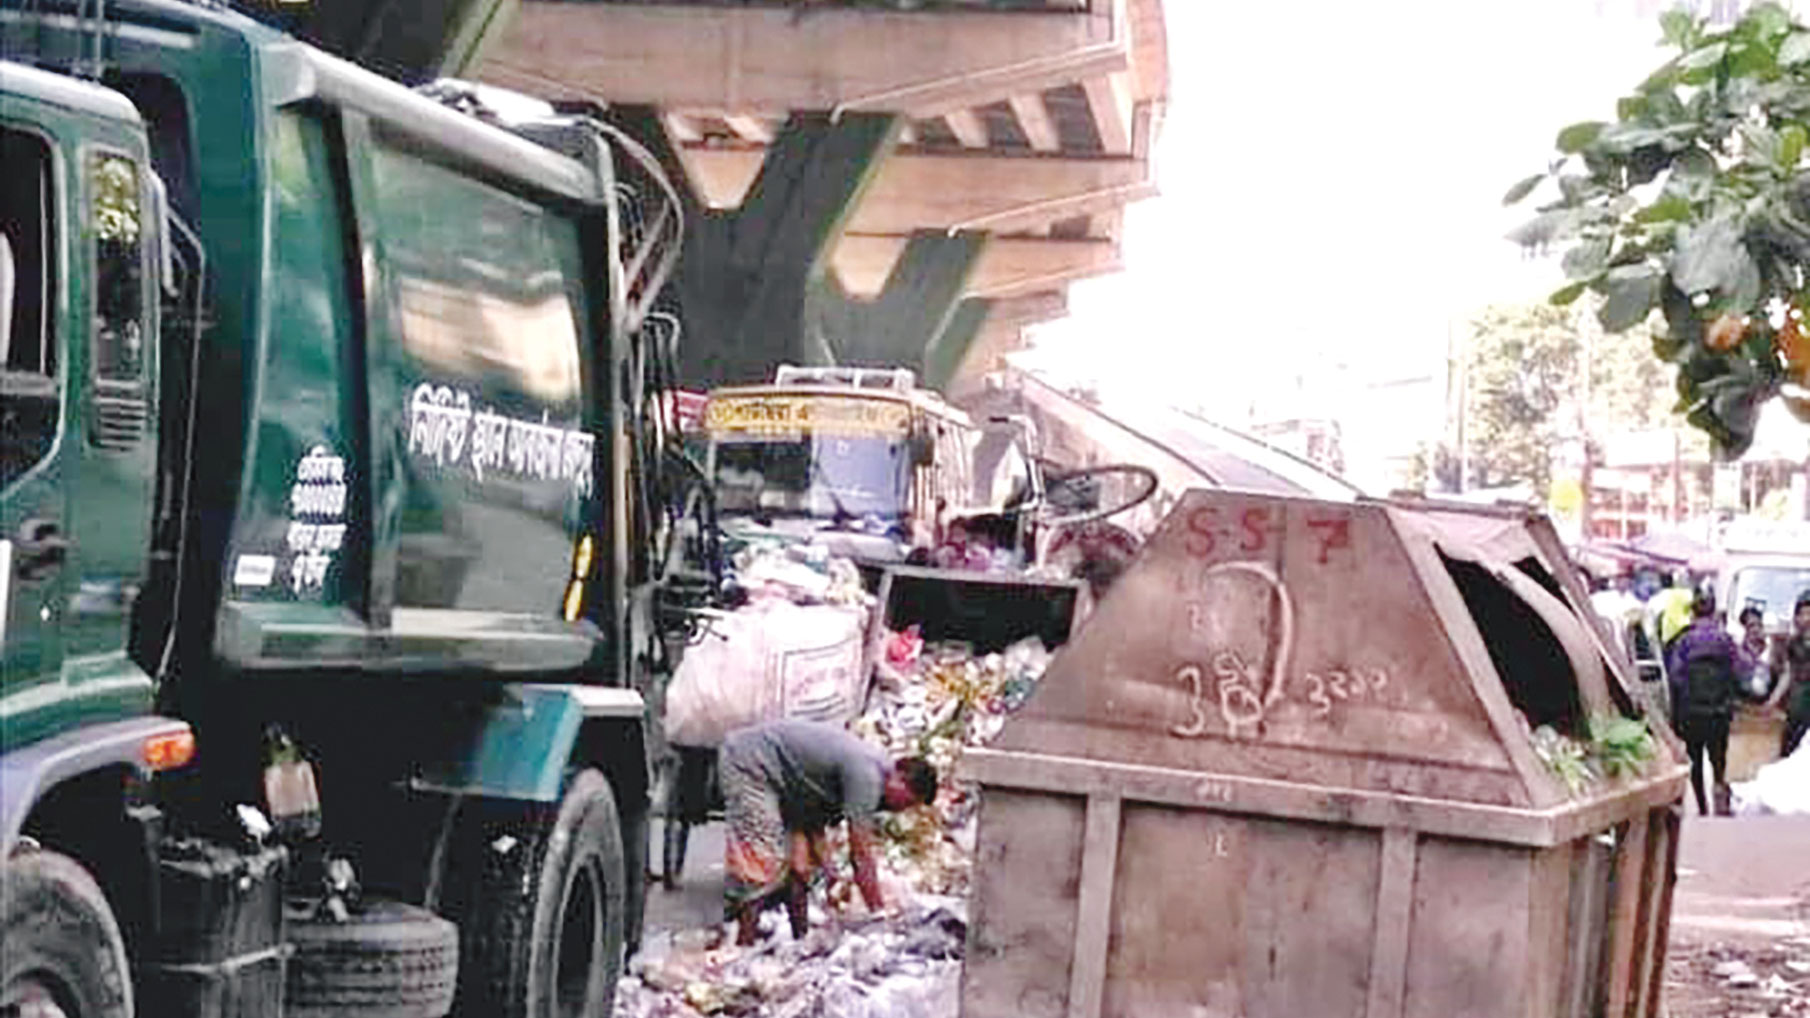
0 715 192 854
411 683 644 802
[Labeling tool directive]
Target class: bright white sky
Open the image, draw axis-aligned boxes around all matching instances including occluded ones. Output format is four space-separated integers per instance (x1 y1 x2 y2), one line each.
1025 0 1751 481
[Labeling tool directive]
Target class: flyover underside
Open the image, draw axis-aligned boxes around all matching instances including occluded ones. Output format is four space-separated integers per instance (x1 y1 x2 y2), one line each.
263 0 1168 392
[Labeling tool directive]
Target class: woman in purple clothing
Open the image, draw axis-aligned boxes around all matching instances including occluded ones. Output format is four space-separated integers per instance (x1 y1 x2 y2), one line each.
1666 589 1753 816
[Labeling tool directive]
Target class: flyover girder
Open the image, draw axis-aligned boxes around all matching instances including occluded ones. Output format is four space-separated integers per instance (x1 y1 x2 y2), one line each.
483 1 1129 118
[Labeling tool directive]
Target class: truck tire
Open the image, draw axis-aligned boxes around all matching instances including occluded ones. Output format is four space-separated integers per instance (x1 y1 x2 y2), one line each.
0 850 133 1018
444 769 626 1018
286 899 458 1018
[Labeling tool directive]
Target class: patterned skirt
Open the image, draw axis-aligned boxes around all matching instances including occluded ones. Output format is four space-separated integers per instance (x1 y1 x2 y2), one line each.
721 743 787 912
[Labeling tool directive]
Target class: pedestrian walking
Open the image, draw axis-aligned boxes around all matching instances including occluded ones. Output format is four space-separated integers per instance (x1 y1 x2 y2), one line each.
1738 605 1775 700
1764 590 1810 759
718 719 937 945
1667 589 1753 816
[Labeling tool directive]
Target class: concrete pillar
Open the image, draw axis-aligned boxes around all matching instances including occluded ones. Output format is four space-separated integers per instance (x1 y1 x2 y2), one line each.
259 0 517 82
614 109 899 388
923 297 995 393
807 230 988 379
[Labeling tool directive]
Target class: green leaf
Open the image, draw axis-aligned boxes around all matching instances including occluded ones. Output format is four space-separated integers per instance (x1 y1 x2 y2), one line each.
1739 122 1781 168
1671 214 1752 294
1661 282 1704 349
1557 173 1596 202
1506 208 1581 248
1599 267 1661 331
1782 124 1807 168
1640 58 1683 94
1502 173 1544 206
1660 9 1698 50
1744 3 1792 45
1557 121 1606 154
1739 46 1782 80
1636 192 1693 223
1549 281 1588 306
1563 237 1613 280
1680 41 1730 71
1781 31 1810 65
1597 123 1675 154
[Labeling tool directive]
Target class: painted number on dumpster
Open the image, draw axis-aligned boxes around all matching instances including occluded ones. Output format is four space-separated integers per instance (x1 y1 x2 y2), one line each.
1172 655 1392 738
1304 514 1352 565
1183 505 1353 565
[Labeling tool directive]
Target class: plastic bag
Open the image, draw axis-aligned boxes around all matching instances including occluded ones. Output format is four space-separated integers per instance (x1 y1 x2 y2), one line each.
1732 738 1810 816
664 610 775 748
664 601 869 747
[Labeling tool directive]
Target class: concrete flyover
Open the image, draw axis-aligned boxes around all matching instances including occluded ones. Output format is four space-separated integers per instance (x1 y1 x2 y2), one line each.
473 0 1169 392
261 0 1167 393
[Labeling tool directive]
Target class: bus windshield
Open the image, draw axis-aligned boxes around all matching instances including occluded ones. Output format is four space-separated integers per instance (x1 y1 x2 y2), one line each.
713 433 911 521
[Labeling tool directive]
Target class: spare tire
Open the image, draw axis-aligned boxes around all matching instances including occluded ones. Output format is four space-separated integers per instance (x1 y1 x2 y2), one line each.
287 899 458 1018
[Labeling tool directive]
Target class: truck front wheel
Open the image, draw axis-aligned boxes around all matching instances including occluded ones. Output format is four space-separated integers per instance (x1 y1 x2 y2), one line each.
445 770 626 1018
1 850 133 1018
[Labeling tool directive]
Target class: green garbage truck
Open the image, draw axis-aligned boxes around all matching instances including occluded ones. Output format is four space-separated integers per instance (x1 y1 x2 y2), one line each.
0 3 706 1015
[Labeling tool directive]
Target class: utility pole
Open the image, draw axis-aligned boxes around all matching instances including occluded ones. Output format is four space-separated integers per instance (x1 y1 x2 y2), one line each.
1577 307 1596 539
1673 428 1685 525
1452 317 1469 494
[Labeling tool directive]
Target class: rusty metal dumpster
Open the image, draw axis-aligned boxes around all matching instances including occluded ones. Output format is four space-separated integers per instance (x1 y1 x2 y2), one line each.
961 490 1688 1018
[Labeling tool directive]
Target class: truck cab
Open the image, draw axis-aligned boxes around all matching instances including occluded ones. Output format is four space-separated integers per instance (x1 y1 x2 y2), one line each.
3 60 163 753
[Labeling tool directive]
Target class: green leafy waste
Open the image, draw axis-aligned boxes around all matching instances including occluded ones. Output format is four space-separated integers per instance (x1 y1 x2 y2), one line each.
1531 715 1658 795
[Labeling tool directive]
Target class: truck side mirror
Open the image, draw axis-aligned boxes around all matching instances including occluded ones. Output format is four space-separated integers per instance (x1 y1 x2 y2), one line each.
909 427 935 467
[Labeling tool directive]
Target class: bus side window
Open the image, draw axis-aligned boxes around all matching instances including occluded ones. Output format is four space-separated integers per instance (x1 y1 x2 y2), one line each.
1 127 59 490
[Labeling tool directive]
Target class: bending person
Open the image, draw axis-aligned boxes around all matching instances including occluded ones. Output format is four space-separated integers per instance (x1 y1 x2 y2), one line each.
720 719 937 944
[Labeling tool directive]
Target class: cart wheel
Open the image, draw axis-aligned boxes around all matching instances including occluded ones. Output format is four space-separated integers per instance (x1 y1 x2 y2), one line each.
661 818 690 891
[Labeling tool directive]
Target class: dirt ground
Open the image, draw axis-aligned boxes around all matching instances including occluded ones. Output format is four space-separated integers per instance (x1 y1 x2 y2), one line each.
646 815 1810 1016
1665 939 1810 1017
1661 815 1810 1017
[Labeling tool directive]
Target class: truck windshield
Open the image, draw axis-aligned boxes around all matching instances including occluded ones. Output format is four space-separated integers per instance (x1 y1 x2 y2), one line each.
1730 565 1810 628
713 433 910 522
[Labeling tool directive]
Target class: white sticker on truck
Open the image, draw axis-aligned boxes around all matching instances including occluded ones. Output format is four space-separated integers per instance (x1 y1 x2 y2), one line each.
234 554 277 588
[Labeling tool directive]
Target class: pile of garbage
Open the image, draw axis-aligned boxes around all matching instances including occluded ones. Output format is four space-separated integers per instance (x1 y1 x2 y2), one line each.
723 526 873 610
852 631 1052 896
617 900 968 1018
620 629 1056 1018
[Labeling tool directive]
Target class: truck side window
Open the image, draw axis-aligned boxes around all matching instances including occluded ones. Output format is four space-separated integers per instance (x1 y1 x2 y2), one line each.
90 152 146 385
1 127 58 489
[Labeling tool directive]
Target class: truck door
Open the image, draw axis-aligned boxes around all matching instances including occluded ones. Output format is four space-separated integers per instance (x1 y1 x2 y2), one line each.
0 123 68 701
62 147 157 667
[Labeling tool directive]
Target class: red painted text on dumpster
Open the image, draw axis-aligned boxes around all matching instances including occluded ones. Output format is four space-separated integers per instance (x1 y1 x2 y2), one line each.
1182 505 1353 565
